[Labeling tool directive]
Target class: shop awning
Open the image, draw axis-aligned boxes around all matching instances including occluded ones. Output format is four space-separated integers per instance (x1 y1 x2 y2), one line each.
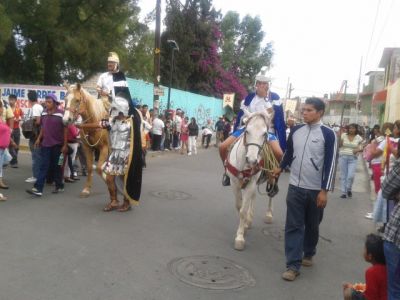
372 89 387 103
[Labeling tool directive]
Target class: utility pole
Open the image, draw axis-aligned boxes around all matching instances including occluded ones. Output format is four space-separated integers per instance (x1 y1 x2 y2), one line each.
355 57 363 124
288 83 294 99
339 80 348 128
153 0 161 116
285 77 290 99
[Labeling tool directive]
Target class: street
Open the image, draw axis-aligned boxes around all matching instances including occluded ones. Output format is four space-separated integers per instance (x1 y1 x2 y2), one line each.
0 147 375 300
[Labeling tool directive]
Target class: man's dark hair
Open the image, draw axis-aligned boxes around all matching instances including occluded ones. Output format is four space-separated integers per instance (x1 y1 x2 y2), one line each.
27 90 38 102
305 97 325 112
142 104 148 109
8 94 17 100
365 234 385 264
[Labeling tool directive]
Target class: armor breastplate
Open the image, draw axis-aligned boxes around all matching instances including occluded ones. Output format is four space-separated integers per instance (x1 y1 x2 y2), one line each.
110 120 130 150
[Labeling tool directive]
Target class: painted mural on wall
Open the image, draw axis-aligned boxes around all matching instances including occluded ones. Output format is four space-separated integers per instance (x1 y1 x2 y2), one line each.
127 78 224 128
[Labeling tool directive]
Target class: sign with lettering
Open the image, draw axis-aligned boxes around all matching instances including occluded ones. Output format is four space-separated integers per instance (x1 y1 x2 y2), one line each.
0 84 66 112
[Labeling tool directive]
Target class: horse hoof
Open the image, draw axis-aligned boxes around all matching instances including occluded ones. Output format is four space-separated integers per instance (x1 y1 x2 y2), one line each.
80 190 90 198
234 239 245 251
264 215 273 224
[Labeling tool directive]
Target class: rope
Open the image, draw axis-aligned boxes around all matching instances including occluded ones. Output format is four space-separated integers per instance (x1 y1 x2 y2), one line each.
257 143 279 196
260 143 279 172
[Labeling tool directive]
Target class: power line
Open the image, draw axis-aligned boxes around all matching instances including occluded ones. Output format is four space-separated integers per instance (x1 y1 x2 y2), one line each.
364 0 382 70
370 0 395 61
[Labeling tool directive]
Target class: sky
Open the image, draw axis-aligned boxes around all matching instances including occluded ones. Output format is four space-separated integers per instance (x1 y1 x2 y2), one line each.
138 0 400 98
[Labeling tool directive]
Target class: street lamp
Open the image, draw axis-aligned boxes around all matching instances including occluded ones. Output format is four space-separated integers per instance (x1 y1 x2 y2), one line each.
167 39 179 111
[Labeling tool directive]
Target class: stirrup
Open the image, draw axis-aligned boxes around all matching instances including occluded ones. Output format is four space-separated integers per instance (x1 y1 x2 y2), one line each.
222 173 230 186
266 181 279 197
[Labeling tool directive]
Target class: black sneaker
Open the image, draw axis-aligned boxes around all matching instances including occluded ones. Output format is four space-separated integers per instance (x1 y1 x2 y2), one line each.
340 194 347 199
26 187 42 197
222 174 230 186
347 191 352 197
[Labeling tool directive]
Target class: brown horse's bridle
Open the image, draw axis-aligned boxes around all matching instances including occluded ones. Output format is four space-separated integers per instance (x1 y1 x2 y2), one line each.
65 91 93 124
66 90 103 147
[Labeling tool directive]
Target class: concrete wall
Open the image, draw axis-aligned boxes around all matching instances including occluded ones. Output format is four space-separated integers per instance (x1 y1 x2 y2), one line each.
127 78 224 127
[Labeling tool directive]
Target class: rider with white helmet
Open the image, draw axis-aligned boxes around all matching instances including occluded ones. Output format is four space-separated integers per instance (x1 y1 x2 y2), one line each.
219 66 284 186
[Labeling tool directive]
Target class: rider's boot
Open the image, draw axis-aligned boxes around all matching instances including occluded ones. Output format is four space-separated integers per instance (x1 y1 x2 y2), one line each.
222 173 230 186
220 138 231 186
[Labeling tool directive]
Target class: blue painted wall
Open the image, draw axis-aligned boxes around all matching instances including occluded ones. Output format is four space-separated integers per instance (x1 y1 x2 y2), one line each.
127 78 224 127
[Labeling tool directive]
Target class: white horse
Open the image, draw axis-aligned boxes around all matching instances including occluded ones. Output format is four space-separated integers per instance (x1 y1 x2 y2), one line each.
225 110 277 251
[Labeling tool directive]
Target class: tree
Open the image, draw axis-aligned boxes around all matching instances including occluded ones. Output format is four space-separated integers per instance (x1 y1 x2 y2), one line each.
220 12 274 90
161 0 244 97
0 0 143 85
124 11 155 82
0 3 12 55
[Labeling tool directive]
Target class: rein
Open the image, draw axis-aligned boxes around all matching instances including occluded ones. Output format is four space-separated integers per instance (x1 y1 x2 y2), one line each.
68 90 105 148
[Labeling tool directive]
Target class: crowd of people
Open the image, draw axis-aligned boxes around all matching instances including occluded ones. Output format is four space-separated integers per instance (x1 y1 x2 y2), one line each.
136 105 235 160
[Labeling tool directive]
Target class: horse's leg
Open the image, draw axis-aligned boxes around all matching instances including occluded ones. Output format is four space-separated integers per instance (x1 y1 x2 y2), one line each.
264 196 273 224
234 186 253 251
96 140 109 179
244 180 257 230
232 178 242 213
80 143 93 197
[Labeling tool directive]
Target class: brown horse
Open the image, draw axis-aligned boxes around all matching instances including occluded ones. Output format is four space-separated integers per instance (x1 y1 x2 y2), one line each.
63 84 110 197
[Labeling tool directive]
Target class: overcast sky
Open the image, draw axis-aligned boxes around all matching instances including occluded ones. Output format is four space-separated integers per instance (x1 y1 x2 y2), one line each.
139 0 400 98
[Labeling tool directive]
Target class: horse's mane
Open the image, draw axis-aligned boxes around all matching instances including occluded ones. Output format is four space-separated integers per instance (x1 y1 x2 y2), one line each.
246 111 272 128
80 88 107 121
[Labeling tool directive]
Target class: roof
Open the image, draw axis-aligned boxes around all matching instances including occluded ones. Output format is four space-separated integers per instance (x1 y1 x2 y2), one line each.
365 70 384 76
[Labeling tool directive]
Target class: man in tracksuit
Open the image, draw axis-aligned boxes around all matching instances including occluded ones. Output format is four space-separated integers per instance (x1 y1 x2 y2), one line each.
273 97 337 281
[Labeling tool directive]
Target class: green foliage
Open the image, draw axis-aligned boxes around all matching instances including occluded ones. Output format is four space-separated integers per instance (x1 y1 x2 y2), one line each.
220 11 274 89
0 3 13 55
0 0 274 100
0 0 147 85
161 1 274 100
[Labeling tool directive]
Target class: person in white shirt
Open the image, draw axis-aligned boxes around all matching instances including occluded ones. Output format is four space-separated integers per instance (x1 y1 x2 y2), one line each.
201 126 213 148
151 115 165 151
97 52 130 112
25 90 44 183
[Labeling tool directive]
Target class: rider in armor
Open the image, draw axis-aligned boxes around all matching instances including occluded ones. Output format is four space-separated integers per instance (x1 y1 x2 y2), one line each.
99 52 143 212
219 67 284 186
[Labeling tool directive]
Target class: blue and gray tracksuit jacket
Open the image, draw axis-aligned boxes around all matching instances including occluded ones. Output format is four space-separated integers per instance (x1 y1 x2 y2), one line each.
280 122 337 191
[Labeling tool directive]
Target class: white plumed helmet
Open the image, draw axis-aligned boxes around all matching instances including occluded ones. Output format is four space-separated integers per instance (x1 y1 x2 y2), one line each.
255 66 271 83
110 96 129 117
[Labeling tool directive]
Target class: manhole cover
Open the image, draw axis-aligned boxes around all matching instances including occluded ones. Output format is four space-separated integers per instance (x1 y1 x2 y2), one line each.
149 190 192 200
262 227 284 241
168 255 256 290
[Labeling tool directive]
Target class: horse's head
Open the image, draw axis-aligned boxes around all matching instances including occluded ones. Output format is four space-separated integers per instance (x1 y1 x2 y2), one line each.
242 110 271 166
63 83 85 125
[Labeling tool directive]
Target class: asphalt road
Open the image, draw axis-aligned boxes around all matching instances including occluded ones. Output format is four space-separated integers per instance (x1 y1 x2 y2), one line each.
0 147 375 300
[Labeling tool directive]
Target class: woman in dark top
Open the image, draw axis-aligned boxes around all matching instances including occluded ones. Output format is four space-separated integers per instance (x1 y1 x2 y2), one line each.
188 117 199 156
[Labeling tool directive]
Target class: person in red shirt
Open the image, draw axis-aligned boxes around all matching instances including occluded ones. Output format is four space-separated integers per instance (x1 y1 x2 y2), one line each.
8 94 23 168
343 234 387 300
